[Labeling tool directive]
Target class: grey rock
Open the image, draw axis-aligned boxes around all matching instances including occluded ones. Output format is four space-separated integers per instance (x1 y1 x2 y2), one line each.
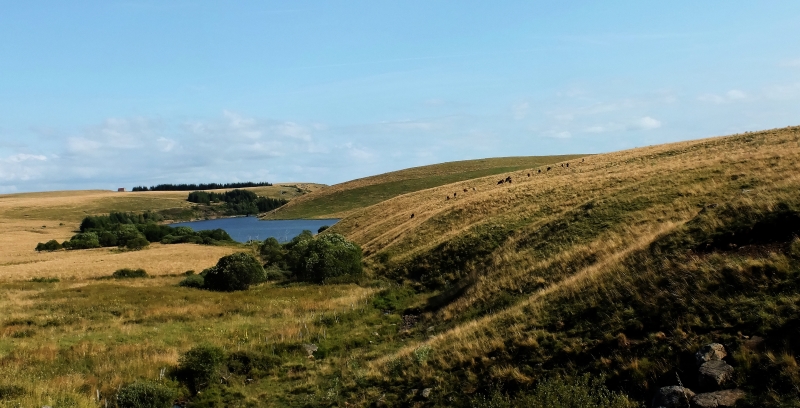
302 343 318 357
696 343 727 367
699 360 735 390
651 386 695 408
421 388 432 399
691 389 746 408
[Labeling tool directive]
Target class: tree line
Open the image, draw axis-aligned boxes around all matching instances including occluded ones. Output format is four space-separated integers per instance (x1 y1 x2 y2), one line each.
187 189 287 215
132 182 273 192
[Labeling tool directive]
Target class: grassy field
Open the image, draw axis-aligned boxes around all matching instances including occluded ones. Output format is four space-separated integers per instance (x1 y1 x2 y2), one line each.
2 129 800 406
264 155 584 219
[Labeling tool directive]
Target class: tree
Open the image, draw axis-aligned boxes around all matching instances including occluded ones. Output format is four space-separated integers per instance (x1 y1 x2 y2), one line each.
287 233 363 283
203 252 266 291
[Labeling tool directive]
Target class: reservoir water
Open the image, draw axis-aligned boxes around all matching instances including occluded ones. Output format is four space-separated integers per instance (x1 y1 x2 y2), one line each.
169 217 339 243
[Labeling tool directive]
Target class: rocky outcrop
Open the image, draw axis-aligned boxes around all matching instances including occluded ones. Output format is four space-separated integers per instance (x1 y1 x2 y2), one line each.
698 360 735 390
691 389 746 408
651 386 695 408
695 343 727 367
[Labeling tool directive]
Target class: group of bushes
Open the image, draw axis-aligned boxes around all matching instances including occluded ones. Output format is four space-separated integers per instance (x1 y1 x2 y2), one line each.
132 181 272 192
179 252 268 291
187 189 288 215
259 231 363 284
35 212 234 252
116 344 282 408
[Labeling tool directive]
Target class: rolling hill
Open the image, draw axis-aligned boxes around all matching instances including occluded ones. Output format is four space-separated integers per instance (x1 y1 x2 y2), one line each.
264 155 584 219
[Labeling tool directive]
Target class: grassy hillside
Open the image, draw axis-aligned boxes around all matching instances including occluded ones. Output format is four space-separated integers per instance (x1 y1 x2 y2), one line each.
264 155 584 219
2 129 800 407
325 126 800 406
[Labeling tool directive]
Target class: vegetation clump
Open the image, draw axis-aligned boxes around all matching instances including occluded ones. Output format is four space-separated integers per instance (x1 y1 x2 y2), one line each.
286 232 363 283
176 345 226 393
112 268 148 279
133 181 272 192
202 252 266 291
187 189 287 215
471 375 639 408
116 381 175 408
179 274 205 288
34 239 62 252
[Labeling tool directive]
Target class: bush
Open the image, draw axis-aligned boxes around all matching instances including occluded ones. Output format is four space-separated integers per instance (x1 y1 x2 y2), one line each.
288 233 363 284
259 237 286 269
317 225 330 234
63 232 101 250
112 268 148 279
790 236 800 259
125 236 150 250
471 375 638 408
177 345 226 393
179 274 205 288
226 351 281 378
203 252 266 292
35 239 62 252
116 381 175 408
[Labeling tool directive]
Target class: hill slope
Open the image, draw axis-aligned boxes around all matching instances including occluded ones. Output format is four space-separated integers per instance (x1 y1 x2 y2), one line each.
326 126 800 405
264 155 584 219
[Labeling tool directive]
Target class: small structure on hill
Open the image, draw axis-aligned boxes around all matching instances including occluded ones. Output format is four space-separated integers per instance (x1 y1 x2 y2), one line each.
117 188 125 192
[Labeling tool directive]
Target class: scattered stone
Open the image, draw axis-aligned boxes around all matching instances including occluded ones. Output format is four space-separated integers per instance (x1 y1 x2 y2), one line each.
698 360 735 390
302 343 318 357
421 388 432 399
651 386 695 408
696 343 727 367
691 389 746 408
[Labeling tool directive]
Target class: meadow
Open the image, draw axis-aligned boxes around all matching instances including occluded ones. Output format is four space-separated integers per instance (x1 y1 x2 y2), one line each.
1 128 800 407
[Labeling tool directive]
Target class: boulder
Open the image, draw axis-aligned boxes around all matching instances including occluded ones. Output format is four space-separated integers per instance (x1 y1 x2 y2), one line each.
303 343 318 358
421 388 432 399
651 386 695 408
696 343 727 367
698 360 735 390
691 389 746 408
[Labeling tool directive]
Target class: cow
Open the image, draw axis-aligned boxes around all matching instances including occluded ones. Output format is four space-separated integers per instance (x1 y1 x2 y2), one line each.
446 195 450 200
527 173 530 177
411 213 414 219
566 163 569 168
505 176 512 183
463 188 468 193
538 169 541 174
497 179 504 185
547 167 551 171
472 187 476 191
454 192 457 197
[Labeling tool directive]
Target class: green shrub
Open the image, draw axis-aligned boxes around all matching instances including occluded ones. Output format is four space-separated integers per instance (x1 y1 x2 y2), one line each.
116 381 175 408
203 252 266 292
372 286 416 312
179 274 205 288
112 268 148 279
287 233 363 284
30 277 59 283
259 237 286 269
98 231 118 247
226 351 281 378
317 225 330 233
264 264 287 281
63 232 101 250
35 239 62 252
176 345 226 393
125 236 150 250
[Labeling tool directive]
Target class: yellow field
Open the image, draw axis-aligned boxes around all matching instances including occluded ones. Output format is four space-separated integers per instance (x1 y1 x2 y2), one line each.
0 184 323 282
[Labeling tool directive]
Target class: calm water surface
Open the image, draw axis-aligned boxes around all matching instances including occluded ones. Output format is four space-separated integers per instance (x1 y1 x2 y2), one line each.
169 217 339 243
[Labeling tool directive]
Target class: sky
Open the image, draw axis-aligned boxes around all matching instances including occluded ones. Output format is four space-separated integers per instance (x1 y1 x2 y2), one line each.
1 1 799 193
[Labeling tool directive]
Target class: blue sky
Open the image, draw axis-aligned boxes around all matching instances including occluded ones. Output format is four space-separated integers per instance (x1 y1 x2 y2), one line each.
1 1 799 193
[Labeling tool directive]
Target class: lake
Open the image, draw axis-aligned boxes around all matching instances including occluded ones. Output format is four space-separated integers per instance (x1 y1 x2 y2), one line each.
169 217 340 243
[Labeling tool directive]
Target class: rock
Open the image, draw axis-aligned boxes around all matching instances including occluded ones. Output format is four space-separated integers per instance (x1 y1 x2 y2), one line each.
696 343 727 367
699 360 735 390
651 386 695 408
691 389 746 408
302 343 318 357
421 388 432 399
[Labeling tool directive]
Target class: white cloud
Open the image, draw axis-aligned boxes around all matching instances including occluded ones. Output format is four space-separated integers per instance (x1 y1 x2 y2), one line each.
636 116 662 130
780 58 800 68
157 137 177 152
2 153 48 163
698 89 747 104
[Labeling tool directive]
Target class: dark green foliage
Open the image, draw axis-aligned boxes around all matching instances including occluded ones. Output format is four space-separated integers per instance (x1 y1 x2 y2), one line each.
287 233 363 284
471 375 639 408
112 268 148 279
125 236 150 250
35 239 62 252
98 231 118 247
62 232 101 250
259 237 286 269
179 274 205 288
264 265 287 281
226 351 281 378
134 181 272 192
791 237 800 259
80 211 163 232
0 385 25 400
176 345 226 393
116 381 175 408
30 277 59 283
202 252 266 292
317 225 330 233
187 189 287 215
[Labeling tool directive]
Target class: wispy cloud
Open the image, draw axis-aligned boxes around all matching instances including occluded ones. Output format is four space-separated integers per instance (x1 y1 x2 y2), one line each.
698 89 747 104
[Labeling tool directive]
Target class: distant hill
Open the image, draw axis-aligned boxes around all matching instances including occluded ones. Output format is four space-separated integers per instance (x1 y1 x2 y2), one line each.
264 155 584 219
